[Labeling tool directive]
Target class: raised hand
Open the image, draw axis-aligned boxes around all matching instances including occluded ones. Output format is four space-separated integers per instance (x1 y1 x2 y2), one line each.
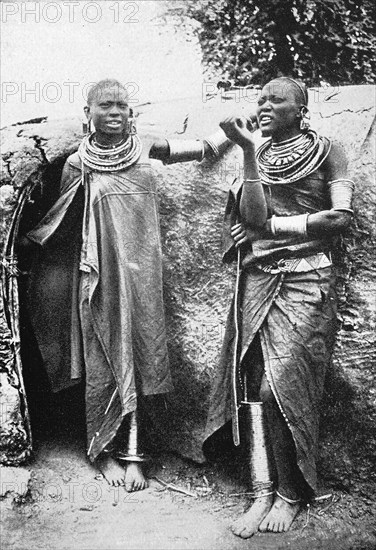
219 116 256 149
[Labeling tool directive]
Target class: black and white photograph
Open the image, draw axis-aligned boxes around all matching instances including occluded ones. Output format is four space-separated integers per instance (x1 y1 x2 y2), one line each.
0 1 375 549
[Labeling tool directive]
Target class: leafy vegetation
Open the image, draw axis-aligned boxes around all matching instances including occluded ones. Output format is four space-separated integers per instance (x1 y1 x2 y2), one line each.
184 0 376 85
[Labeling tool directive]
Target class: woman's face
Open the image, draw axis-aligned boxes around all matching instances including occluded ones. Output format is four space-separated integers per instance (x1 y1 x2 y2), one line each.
256 80 302 142
85 86 130 142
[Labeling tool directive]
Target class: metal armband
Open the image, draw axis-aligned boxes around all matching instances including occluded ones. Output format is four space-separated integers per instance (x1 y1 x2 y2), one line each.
165 139 205 164
328 179 355 213
203 128 231 158
270 214 309 237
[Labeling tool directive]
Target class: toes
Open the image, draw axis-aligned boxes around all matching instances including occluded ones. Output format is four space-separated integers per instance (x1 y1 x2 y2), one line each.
258 520 268 532
231 523 255 539
127 476 148 492
232 527 245 538
231 520 245 537
230 525 242 537
134 479 148 491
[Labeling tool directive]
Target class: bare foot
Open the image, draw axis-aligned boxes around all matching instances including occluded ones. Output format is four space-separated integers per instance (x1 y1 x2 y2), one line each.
124 462 148 492
96 454 126 486
259 494 300 532
231 494 274 539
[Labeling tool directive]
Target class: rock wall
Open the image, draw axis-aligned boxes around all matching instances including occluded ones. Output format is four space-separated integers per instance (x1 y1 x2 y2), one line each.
1 87 375 492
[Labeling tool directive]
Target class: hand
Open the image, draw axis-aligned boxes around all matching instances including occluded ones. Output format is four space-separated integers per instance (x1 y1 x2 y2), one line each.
231 223 254 248
231 220 272 247
219 116 255 149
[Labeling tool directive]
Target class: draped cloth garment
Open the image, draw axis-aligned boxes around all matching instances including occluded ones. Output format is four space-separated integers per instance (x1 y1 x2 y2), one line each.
205 137 340 492
205 266 337 491
27 137 172 460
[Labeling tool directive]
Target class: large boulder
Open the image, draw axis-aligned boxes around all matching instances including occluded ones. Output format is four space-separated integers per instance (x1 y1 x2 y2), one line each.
1 87 375 497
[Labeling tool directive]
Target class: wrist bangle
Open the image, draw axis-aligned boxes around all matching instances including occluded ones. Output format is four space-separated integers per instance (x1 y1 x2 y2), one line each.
328 179 354 212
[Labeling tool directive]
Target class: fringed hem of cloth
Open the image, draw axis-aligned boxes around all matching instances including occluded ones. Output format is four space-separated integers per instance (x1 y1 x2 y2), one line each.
204 264 337 493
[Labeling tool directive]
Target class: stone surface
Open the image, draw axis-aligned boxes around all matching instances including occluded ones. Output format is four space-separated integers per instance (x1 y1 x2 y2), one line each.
0 87 375 497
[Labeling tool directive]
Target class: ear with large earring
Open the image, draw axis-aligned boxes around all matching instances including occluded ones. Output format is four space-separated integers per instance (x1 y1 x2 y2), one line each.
126 108 137 135
299 106 310 132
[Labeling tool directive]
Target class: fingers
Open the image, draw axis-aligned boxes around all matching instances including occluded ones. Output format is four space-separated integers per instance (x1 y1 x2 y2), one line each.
231 222 243 233
246 118 256 133
235 235 248 247
231 222 257 247
231 224 247 247
220 116 247 131
231 223 245 237
233 231 246 242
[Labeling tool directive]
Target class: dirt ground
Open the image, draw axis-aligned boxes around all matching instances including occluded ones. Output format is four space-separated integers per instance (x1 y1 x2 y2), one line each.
1 392 375 550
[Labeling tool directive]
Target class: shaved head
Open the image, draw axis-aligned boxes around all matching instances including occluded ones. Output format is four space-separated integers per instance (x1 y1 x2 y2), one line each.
87 79 129 106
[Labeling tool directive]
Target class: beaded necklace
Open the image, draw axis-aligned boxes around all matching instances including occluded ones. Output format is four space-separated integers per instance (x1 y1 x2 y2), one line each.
78 132 142 172
256 130 329 185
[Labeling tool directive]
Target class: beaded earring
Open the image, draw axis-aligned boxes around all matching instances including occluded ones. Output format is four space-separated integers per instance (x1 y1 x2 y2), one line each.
300 106 310 132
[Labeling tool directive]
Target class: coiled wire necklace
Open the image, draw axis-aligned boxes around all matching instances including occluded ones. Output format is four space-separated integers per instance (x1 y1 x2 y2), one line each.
78 132 142 172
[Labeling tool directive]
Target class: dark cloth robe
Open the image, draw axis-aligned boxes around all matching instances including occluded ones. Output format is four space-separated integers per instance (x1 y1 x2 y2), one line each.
27 136 173 459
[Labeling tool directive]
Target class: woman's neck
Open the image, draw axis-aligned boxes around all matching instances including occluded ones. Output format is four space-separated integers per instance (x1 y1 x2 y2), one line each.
93 131 129 147
271 128 302 144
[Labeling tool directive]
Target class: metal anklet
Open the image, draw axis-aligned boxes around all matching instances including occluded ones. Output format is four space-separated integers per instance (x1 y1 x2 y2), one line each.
116 410 149 463
276 490 301 504
116 451 148 463
251 481 274 499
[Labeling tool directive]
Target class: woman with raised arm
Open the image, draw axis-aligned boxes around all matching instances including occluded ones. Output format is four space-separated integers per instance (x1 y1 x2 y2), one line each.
205 76 354 538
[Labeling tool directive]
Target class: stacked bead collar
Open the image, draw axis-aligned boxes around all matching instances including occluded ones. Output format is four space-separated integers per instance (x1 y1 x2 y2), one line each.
256 130 328 185
78 132 142 172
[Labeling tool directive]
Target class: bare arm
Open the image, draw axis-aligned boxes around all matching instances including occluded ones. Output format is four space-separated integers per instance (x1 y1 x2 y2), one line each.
307 142 353 236
219 116 267 229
